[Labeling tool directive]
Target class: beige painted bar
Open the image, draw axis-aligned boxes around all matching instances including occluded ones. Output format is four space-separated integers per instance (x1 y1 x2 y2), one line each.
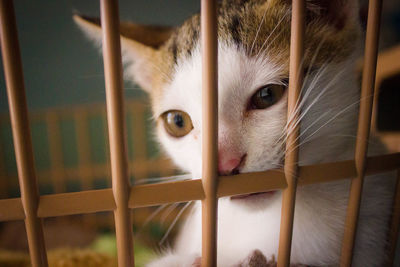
0 153 399 222
277 1 305 266
0 0 49 266
100 0 134 266
201 0 219 266
340 0 383 266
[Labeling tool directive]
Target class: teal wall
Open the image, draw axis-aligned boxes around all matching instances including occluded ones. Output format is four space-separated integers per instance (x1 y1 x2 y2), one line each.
0 0 198 197
0 0 199 111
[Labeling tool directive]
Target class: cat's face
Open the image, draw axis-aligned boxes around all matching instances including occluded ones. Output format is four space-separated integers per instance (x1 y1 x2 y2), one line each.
76 0 361 208
156 43 288 178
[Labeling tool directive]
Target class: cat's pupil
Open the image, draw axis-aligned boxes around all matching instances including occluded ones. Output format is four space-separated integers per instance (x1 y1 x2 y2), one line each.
259 87 274 104
174 114 184 128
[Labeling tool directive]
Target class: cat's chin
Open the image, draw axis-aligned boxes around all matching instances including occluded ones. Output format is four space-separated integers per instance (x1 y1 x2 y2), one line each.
229 190 279 210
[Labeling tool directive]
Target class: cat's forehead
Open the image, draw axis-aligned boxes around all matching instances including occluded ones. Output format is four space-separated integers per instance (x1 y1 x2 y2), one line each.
154 0 358 94
155 43 284 119
160 0 291 65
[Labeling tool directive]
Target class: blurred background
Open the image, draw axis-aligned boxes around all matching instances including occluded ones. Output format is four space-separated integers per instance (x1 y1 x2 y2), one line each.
0 0 399 266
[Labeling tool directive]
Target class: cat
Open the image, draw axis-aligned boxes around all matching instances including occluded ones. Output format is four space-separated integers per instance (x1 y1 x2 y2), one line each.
74 0 396 266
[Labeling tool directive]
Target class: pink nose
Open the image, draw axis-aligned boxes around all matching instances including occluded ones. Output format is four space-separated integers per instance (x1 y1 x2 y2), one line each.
218 155 243 175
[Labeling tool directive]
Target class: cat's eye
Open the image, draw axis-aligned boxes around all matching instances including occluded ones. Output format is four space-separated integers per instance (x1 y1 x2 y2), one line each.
161 110 193 138
249 84 286 110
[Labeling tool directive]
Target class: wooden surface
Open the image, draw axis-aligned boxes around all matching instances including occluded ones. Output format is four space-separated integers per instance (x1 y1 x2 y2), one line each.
100 0 134 266
0 1 49 266
277 1 305 266
0 153 398 222
201 0 219 266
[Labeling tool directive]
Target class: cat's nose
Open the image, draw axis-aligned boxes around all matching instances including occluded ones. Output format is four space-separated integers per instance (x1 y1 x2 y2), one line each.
218 153 246 175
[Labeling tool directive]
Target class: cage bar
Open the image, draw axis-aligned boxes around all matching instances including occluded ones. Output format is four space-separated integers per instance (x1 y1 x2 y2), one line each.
0 153 398 221
277 1 305 266
100 0 134 266
340 0 382 266
0 0 48 266
0 0 397 266
201 0 219 265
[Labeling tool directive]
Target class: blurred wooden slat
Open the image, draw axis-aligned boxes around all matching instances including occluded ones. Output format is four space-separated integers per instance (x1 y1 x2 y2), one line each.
46 113 65 193
130 105 147 160
74 111 93 190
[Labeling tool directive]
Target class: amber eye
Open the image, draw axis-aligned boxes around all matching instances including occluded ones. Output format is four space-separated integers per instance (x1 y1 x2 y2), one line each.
161 110 193 138
249 84 286 110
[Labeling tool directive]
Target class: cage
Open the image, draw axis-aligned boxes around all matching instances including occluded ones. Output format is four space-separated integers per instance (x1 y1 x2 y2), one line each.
0 0 399 266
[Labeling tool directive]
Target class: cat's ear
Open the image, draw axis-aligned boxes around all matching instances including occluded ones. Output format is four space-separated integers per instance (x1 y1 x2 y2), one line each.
304 0 359 30
73 14 174 92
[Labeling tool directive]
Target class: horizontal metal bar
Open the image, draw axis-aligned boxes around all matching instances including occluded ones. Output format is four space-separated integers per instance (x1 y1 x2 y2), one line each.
0 153 398 221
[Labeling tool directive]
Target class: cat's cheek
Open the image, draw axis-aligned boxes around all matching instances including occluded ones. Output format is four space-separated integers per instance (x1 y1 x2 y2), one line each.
157 129 201 176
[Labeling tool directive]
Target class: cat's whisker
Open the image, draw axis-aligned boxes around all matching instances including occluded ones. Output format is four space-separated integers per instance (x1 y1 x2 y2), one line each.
278 65 354 158
287 65 346 137
159 201 192 246
134 174 192 185
296 36 328 95
288 58 329 126
292 109 332 146
142 204 170 228
249 7 268 55
160 202 180 225
285 63 329 135
255 10 289 58
287 97 365 155
300 95 365 145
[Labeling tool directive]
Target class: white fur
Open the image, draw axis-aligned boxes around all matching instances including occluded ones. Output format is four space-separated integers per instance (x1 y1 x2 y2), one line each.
149 42 395 266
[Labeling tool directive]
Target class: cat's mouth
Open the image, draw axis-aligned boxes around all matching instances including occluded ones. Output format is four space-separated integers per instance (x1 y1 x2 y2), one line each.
230 190 277 200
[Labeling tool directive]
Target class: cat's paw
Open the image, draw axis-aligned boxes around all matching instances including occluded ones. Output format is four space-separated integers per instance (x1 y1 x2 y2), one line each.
146 253 200 267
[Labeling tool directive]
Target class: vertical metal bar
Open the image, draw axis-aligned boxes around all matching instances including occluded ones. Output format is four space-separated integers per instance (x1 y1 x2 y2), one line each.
340 1 382 266
277 1 305 266
0 1 48 266
201 0 218 266
387 170 400 266
100 0 134 266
